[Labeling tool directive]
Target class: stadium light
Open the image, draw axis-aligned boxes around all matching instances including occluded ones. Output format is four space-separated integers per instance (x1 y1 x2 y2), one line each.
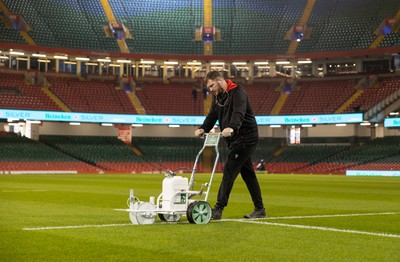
254 61 269 65
75 57 90 61
168 124 180 128
187 61 202 66
276 61 290 65
7 118 19 122
270 125 281 128
360 122 371 126
32 53 46 58
101 123 113 126
117 59 131 63
132 124 143 127
301 124 313 127
10 51 25 56
298 60 312 64
69 122 81 125
210 62 225 65
164 61 178 65
0 55 9 59
54 55 68 59
97 58 111 62
232 62 247 65
335 124 347 127
140 60 155 64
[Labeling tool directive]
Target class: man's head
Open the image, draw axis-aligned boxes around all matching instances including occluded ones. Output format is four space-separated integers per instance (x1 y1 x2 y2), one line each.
205 71 227 96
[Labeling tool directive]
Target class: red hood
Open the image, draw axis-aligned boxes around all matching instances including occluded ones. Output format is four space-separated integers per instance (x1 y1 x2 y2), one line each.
225 79 238 92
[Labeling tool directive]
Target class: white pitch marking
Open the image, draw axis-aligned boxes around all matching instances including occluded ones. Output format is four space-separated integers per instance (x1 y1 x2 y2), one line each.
22 211 400 232
238 220 400 239
218 211 400 222
2 189 48 193
23 223 133 231
264 211 400 220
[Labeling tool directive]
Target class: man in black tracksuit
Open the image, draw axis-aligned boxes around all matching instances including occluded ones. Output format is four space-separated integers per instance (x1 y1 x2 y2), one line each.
194 71 266 220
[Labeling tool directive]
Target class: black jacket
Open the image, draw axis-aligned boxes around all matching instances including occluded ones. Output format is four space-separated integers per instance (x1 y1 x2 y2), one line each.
200 83 258 149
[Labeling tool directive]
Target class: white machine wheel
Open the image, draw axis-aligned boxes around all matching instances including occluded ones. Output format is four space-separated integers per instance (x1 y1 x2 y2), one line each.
129 202 140 224
158 213 182 222
130 202 156 225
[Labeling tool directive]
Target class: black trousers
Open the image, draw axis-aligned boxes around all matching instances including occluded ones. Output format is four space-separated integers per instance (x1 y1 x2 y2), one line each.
216 144 264 210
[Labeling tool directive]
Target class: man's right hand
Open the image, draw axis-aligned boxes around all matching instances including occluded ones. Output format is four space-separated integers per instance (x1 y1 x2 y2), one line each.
194 128 205 137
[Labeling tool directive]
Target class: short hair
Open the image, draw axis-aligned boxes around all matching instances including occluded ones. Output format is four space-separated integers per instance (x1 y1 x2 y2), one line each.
205 70 224 83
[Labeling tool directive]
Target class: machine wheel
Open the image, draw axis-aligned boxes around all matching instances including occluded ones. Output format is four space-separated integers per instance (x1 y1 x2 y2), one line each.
135 202 156 225
158 213 182 222
129 202 140 224
186 201 212 224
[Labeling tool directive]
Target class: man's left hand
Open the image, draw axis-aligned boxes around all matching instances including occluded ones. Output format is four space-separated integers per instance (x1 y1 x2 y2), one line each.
222 127 234 137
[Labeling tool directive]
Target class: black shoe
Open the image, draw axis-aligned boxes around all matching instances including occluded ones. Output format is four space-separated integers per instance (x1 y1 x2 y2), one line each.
211 206 223 220
244 208 267 219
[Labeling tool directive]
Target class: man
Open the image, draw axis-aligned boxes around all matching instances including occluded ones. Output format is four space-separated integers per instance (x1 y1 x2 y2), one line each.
256 159 266 171
194 71 266 220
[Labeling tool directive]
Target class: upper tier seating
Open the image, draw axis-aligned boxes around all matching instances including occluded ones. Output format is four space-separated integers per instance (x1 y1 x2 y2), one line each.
1 0 398 54
3 0 112 51
297 0 399 53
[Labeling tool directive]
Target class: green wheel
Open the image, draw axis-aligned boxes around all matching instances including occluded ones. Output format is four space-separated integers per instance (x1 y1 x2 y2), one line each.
186 201 212 224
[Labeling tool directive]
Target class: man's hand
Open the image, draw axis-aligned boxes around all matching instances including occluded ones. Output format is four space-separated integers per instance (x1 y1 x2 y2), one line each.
222 127 234 137
194 128 205 137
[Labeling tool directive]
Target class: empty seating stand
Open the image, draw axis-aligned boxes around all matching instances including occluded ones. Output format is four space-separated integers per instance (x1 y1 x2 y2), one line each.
0 132 98 173
280 79 356 115
343 76 400 113
135 83 203 115
0 72 61 111
40 135 155 173
48 77 137 114
246 83 281 115
1 0 398 54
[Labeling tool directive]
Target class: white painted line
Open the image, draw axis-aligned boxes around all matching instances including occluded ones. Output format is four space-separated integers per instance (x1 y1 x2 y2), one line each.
238 220 400 239
23 223 133 231
217 211 400 222
2 189 48 193
22 211 400 232
264 211 400 220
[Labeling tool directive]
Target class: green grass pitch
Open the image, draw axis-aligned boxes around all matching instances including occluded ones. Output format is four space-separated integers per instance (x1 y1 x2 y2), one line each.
1 173 399 261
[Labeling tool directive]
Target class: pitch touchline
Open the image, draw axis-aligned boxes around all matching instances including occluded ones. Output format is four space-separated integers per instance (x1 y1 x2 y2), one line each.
264 211 400 220
22 211 400 231
23 223 133 231
2 189 48 193
238 220 400 239
219 211 400 222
